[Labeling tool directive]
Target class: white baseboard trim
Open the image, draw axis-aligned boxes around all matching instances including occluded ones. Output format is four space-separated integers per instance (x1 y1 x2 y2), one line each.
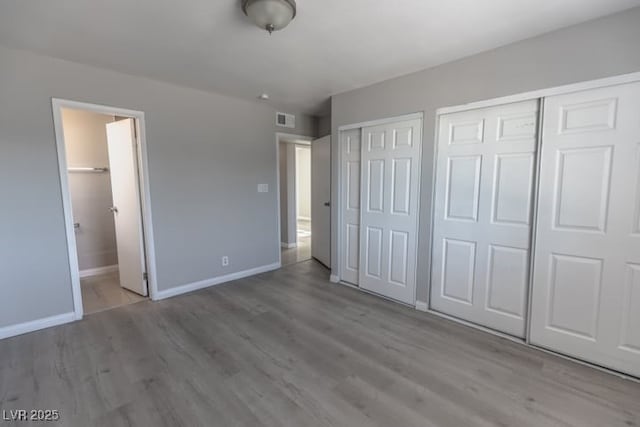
0 312 76 340
415 300 428 312
329 274 340 283
297 216 311 222
281 242 297 249
79 264 118 278
154 262 281 301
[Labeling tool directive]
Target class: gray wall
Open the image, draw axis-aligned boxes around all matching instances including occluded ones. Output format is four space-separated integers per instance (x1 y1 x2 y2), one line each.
62 108 118 271
317 113 331 137
0 45 316 329
331 7 640 302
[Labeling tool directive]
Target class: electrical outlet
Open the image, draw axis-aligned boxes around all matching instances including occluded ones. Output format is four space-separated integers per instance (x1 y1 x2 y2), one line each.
221 256 229 267
258 183 269 193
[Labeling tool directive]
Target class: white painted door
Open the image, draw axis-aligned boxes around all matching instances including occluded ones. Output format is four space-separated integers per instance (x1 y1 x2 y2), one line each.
340 129 361 285
529 82 640 377
311 135 331 267
430 100 538 337
106 119 148 296
359 118 422 304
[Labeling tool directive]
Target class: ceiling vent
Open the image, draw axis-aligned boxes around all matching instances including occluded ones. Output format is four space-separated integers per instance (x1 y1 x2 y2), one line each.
276 112 295 128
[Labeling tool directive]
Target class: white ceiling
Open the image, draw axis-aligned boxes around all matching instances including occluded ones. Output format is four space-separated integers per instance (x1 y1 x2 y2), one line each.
0 0 638 115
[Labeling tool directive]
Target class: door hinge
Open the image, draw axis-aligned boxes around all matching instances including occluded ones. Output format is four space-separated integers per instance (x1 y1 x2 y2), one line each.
143 272 148 281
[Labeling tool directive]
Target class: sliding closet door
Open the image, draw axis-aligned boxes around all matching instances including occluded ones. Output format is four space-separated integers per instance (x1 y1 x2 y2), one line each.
530 82 640 377
359 118 422 304
430 100 538 337
340 129 361 285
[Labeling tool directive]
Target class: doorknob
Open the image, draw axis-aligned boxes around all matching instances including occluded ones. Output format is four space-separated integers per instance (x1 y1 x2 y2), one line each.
109 206 118 213
324 201 331 207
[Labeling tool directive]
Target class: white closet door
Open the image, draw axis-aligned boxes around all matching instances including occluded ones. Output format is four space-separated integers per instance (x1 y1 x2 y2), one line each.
359 118 422 304
340 129 361 285
430 100 538 337
530 82 640 377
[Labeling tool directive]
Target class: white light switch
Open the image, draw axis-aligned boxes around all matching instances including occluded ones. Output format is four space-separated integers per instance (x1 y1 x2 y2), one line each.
258 184 269 193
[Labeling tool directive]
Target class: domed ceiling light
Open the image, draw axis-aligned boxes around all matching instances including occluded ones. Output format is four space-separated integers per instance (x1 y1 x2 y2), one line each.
242 0 297 34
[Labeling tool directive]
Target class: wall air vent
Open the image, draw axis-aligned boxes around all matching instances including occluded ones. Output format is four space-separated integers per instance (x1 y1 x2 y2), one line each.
276 112 295 128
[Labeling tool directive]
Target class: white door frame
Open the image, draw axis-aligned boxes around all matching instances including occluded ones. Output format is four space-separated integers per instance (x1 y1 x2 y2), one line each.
275 133 313 262
335 112 424 293
52 98 159 320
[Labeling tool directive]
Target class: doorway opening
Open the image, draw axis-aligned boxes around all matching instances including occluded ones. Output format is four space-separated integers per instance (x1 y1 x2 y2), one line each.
52 99 158 318
276 133 331 269
278 134 313 266
294 145 312 260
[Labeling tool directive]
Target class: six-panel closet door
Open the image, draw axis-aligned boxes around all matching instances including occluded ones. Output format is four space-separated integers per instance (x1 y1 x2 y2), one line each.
359 119 422 304
339 128 362 285
529 82 640 377
430 100 539 337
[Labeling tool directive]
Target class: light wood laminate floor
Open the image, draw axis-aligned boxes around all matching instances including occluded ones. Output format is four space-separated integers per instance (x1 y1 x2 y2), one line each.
281 219 311 266
81 272 146 315
1 260 638 427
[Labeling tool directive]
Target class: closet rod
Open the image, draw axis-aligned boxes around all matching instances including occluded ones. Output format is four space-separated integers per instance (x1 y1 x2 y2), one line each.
67 167 109 173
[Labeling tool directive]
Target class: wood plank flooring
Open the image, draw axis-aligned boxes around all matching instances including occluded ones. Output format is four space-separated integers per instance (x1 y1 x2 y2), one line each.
281 219 312 266
81 272 146 315
1 260 638 427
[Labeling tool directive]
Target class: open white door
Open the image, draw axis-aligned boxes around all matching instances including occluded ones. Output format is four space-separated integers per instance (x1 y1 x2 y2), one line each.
311 135 331 267
106 118 148 296
359 118 422 304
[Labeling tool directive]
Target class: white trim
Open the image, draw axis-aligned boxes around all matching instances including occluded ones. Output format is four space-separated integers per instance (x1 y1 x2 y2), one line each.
329 274 340 283
281 242 297 249
415 300 428 312
436 71 640 115
297 216 311 222
335 112 424 294
51 98 159 318
155 262 281 300
275 132 314 267
0 312 76 340
79 264 118 278
337 112 424 131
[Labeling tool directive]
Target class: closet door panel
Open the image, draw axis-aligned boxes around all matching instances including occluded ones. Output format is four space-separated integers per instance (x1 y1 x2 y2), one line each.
340 129 361 285
359 118 422 304
530 81 640 377
431 100 538 337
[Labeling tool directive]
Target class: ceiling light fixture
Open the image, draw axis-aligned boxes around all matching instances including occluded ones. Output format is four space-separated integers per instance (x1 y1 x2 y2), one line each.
242 0 296 34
